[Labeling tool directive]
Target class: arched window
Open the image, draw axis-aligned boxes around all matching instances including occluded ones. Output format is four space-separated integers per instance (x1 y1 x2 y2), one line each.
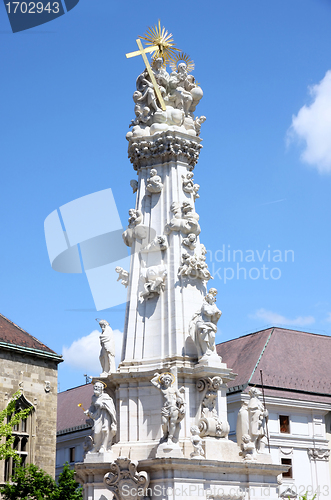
4 394 35 481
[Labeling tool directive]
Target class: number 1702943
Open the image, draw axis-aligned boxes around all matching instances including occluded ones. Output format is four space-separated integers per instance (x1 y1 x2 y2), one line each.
5 2 60 14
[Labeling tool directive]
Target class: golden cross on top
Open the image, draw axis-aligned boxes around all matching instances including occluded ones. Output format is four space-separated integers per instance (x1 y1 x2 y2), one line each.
126 39 166 111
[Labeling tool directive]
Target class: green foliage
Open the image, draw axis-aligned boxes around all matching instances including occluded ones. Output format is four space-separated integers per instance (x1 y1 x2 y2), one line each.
53 463 83 500
0 391 31 463
298 494 317 500
0 464 57 500
0 462 83 500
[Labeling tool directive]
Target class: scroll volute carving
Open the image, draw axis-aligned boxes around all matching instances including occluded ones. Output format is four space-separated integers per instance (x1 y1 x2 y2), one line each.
104 458 150 500
196 377 229 438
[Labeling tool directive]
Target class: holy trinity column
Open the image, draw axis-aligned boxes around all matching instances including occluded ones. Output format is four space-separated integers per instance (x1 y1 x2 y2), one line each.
118 23 221 373
76 23 286 500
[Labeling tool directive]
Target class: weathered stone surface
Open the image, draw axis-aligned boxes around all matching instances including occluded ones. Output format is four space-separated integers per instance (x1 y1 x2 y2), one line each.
0 348 61 480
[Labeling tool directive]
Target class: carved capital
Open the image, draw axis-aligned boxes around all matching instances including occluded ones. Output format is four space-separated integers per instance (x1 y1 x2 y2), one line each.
128 131 202 170
104 458 150 500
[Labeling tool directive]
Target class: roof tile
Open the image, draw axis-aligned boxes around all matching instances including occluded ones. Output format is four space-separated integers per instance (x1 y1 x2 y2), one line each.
0 313 58 355
217 327 331 399
57 384 94 432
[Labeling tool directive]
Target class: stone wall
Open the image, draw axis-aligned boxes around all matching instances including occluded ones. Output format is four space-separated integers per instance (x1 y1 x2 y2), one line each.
0 348 59 480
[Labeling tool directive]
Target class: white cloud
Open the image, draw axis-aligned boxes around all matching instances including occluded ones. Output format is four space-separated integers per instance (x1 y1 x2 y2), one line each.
251 308 315 327
62 329 123 376
288 70 331 174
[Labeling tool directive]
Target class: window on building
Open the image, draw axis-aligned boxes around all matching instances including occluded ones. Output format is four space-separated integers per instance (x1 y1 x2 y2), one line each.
281 458 293 478
279 415 290 433
69 447 75 463
4 394 34 482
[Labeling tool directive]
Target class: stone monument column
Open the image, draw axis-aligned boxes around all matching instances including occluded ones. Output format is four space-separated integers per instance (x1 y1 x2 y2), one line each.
119 131 205 372
109 47 237 460
75 24 289 500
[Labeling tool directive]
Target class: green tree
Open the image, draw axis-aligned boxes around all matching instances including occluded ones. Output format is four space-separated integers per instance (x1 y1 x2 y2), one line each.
0 393 82 499
53 463 83 500
0 391 31 463
0 464 57 500
0 463 83 500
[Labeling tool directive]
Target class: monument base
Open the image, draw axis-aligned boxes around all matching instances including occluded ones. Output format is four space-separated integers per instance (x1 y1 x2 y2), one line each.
197 351 223 368
84 451 115 463
204 437 241 461
76 457 288 500
156 440 183 458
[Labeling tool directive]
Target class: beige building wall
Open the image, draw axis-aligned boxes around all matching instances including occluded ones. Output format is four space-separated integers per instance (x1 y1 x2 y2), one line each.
0 347 61 481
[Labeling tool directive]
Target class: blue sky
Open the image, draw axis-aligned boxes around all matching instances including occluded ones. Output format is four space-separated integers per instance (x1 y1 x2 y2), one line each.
1 0 331 391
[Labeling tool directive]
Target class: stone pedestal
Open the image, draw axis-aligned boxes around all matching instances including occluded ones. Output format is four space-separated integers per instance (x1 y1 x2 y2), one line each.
84 451 115 464
76 458 287 500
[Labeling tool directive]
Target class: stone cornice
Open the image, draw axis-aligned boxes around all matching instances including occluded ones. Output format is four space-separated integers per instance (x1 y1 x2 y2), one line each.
127 131 202 170
227 390 331 411
0 341 63 363
101 363 236 389
138 457 288 477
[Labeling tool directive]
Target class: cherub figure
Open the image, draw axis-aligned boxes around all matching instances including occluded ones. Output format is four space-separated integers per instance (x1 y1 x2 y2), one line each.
146 168 163 194
182 172 200 199
140 263 167 301
239 434 256 461
141 235 168 253
194 115 206 136
183 233 197 250
128 209 142 227
115 267 129 288
190 425 204 458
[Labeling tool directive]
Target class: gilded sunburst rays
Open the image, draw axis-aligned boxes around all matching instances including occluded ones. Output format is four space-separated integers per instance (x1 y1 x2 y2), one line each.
140 19 179 65
169 51 195 73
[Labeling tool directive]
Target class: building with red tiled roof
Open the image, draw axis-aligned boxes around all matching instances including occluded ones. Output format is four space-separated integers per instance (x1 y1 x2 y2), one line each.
217 327 331 404
0 313 62 483
56 383 93 480
217 327 331 498
0 312 59 357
